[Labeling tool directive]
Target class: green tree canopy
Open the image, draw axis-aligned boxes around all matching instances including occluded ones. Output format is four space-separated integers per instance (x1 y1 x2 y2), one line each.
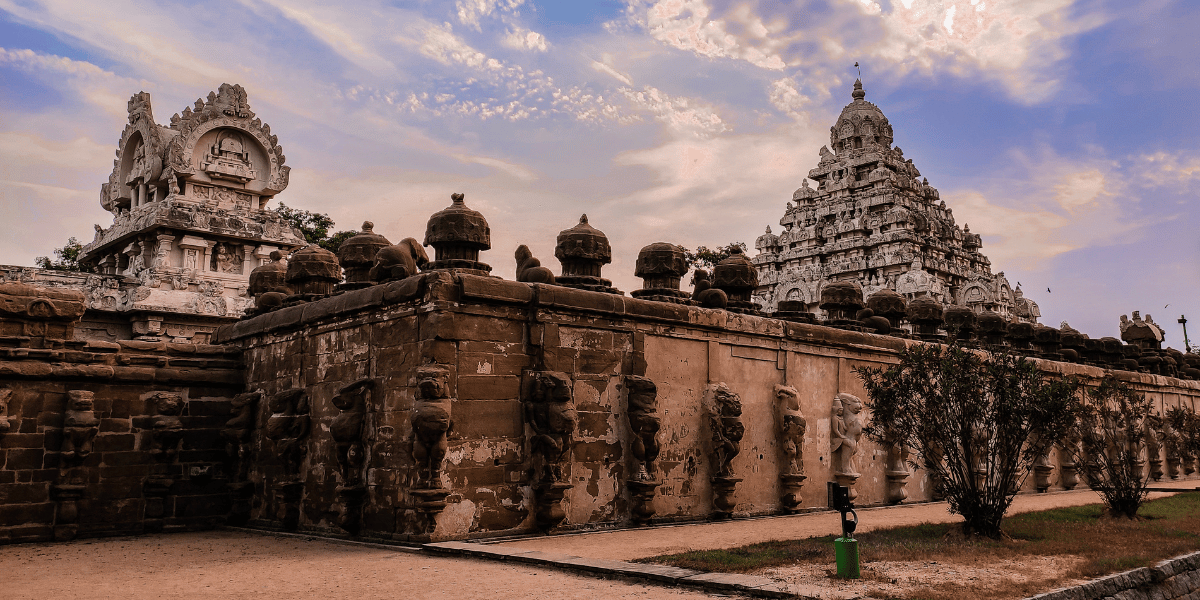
34 237 93 273
274 203 356 253
682 242 747 272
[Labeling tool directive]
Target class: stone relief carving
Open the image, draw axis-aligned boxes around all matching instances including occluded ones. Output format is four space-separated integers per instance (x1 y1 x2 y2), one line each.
830 392 864 500
0 388 11 434
705 383 743 519
330 378 373 534
524 370 577 531
409 366 454 534
774 384 806 511
61 390 101 463
147 392 185 461
222 390 262 525
265 388 309 530
624 376 661 524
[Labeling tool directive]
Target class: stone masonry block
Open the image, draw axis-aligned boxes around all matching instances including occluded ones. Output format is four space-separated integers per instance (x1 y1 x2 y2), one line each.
457 375 521 401
451 400 523 438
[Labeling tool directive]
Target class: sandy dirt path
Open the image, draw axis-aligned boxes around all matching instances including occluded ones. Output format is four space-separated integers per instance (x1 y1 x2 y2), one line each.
0 531 726 600
497 482 1200 561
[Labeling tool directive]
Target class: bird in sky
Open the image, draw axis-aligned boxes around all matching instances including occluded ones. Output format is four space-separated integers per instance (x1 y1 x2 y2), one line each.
1047 288 1051 293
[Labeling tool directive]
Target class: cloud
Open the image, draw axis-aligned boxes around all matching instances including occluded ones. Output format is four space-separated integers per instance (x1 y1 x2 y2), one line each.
456 0 526 31
619 85 728 137
590 59 634 86
0 47 143 118
767 77 812 122
626 0 788 70
944 147 1161 270
1131 152 1200 187
501 27 548 52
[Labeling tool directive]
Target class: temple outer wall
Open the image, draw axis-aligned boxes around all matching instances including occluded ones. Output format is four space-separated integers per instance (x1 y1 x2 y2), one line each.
215 272 1200 541
0 344 243 543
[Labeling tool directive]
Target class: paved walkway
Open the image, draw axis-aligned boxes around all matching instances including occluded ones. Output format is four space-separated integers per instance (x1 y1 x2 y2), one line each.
421 480 1200 599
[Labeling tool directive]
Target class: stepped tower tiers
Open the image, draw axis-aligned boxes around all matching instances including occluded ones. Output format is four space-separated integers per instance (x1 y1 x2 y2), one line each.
752 80 1039 324
1 85 306 343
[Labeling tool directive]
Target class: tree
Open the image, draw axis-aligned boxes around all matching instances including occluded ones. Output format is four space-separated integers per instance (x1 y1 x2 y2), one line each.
682 242 747 271
274 203 356 252
1061 376 1152 519
34 237 94 273
857 343 1081 538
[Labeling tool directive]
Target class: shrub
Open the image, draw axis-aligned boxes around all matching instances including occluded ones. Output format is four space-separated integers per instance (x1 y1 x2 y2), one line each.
857 343 1080 538
1061 376 1152 518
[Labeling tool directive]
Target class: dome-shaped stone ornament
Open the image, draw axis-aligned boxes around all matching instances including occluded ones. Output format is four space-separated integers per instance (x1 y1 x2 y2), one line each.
246 250 290 316
631 242 689 304
712 247 761 315
337 221 391 288
423 193 492 274
906 296 944 341
554 215 620 294
1033 324 1062 359
819 279 864 329
976 310 1007 346
1058 323 1086 363
1099 337 1124 367
1005 322 1035 352
773 300 816 324
1120 344 1142 372
942 305 977 344
866 289 906 325
286 245 341 300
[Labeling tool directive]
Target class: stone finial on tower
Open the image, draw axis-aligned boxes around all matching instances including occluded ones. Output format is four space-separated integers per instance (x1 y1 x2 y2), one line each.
554 215 620 294
337 221 391 288
631 242 688 304
423 193 492 274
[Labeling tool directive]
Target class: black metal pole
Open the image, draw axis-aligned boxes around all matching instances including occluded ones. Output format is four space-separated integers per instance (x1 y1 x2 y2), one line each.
1180 315 1191 353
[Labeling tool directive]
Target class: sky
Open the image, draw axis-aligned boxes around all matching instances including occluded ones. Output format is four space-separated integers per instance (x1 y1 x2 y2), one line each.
0 0 1197 347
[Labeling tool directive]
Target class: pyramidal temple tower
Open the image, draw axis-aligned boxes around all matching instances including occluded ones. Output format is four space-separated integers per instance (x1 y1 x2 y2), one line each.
64 84 307 340
752 80 1039 323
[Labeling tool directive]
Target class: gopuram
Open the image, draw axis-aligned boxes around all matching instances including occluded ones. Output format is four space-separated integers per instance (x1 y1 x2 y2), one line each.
0 84 305 343
753 80 1040 323
0 83 1198 545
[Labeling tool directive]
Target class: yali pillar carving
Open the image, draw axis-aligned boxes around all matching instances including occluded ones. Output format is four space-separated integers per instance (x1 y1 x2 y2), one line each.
830 393 863 501
523 371 577 531
54 390 100 541
144 392 185 533
0 388 11 435
1146 412 1165 481
265 388 309 530
773 384 806 512
705 383 743 519
411 365 453 533
330 378 373 535
222 390 262 525
624 376 661 525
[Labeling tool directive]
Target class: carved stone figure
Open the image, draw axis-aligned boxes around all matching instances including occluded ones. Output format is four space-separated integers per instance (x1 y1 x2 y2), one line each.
61 390 101 463
265 388 309 530
222 390 262 525
330 378 372 534
330 379 372 487
524 370 577 530
412 366 453 488
830 392 864 500
0 388 11 434
774 384 807 511
147 392 185 461
624 376 661 524
265 389 309 478
514 244 555 284
705 383 743 518
691 269 728 309
1146 413 1165 481
336 222 391 287
369 238 429 283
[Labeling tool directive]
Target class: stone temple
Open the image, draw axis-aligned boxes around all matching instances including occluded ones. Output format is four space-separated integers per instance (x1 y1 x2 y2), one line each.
753 80 1040 324
0 83 1198 545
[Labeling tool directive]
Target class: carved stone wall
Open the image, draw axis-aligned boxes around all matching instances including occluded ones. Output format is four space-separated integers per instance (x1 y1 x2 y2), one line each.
0 284 242 543
213 271 1200 541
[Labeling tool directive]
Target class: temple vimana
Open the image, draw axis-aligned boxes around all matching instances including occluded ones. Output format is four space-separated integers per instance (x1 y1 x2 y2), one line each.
0 82 1196 544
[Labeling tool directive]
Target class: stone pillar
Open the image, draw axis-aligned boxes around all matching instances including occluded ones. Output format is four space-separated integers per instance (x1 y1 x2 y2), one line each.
705 383 743 519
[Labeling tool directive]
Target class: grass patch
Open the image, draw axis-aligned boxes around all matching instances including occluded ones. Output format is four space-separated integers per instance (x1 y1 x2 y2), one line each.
638 492 1200 599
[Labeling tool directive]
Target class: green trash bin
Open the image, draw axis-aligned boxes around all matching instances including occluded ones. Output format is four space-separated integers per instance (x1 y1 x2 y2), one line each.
834 536 860 579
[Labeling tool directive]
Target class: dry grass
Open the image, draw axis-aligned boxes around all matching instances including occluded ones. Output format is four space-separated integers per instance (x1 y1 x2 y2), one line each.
638 492 1200 600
